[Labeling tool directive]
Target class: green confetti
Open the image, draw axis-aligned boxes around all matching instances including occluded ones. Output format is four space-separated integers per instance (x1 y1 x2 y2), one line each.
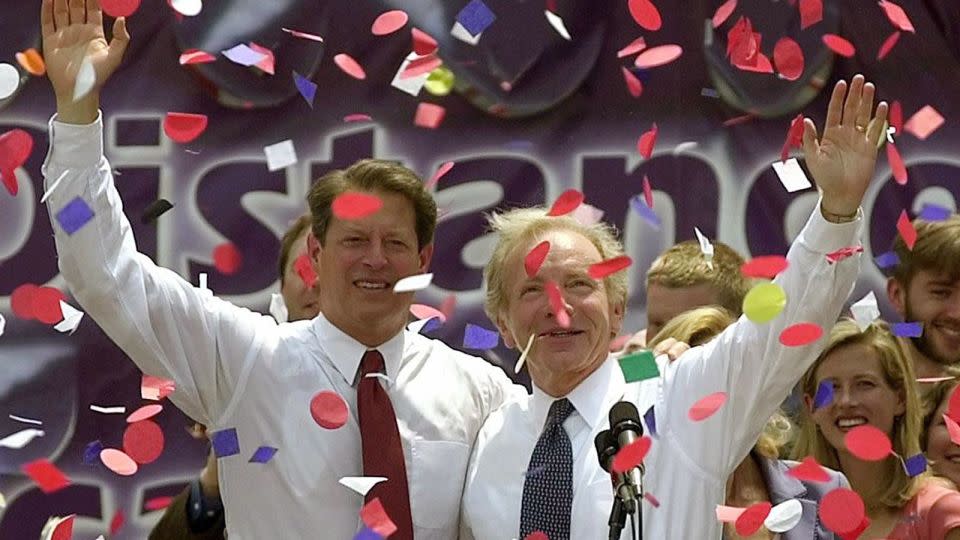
618 350 659 383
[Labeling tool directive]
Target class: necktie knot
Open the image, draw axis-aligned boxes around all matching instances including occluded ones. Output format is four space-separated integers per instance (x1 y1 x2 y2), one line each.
360 350 385 378
547 398 575 429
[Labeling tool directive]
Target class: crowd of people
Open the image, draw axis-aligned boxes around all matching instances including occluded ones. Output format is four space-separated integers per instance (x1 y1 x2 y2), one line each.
35 0 960 538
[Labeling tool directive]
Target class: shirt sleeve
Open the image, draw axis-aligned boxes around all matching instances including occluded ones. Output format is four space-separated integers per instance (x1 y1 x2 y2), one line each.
656 203 862 481
924 487 960 538
42 113 277 426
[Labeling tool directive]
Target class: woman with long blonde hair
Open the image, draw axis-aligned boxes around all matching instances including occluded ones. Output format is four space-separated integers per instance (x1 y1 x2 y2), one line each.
648 306 847 540
793 319 960 538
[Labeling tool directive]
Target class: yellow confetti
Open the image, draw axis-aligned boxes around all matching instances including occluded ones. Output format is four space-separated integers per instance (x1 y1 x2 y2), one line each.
424 66 455 96
742 281 787 323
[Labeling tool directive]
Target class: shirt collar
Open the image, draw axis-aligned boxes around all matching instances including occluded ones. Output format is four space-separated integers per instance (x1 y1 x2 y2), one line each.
312 313 405 386
529 356 620 431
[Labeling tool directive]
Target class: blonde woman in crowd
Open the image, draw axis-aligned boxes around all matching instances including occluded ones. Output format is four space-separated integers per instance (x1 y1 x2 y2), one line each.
922 373 960 488
647 306 847 540
793 320 960 538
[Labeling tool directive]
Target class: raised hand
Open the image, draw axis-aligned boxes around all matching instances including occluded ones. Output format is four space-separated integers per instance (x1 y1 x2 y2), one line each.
802 74 889 218
41 0 129 124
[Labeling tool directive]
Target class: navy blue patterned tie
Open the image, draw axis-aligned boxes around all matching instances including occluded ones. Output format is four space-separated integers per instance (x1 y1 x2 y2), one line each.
520 398 576 540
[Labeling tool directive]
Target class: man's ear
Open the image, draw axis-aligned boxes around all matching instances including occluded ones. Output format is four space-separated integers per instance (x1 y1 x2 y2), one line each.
496 313 518 349
307 232 322 263
887 277 907 318
418 242 434 273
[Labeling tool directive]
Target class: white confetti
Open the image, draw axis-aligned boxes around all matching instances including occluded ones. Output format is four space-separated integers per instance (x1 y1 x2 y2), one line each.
0 313 5 338
170 0 202 16
264 140 297 172
694 227 714 270
73 58 96 102
9 414 42 425
393 273 433 293
338 476 387 496
450 21 482 45
772 158 812 193
570 202 605 226
282 27 325 42
222 44 267 67
673 141 699 155
544 10 571 40
0 63 20 100
850 291 880 331
0 428 45 449
514 333 536 374
764 498 803 533
54 300 84 334
391 52 429 97
90 405 126 414
40 170 70 204
0 491 5 508
269 293 289 323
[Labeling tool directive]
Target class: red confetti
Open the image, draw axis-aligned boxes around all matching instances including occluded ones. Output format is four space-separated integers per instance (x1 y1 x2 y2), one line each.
440 294 457 320
123 420 166 464
334 53 367 80
878 1 914 33
611 436 652 473
400 54 443 79
163 113 208 143
944 414 960 446
887 142 908 185
414 102 446 129
904 105 945 140
22 458 71 494
621 67 643 98
109 510 125 535
877 31 901 61
773 37 804 81
799 0 822 29
896 210 917 250
142 375 175 401
412 28 438 56
213 243 242 275
101 0 140 17
779 323 824 347
294 254 317 288
360 498 398 537
627 0 662 31
712 0 737 28
332 191 383 220
826 246 863 264
735 502 772 536
781 113 804 162
524 241 551 277
787 456 831 483
947 386 960 421
819 488 865 534
248 42 275 75
840 518 870 540
822 34 856 58
588 256 633 280
343 114 373 123
547 189 585 217
546 280 571 328
644 492 661 507
310 390 349 429
741 255 789 279
32 286 67 325
637 123 659 159
688 392 727 421
11 283 38 319
144 496 174 511
50 515 75 540
426 161 454 190
617 37 646 58
890 100 904 132
634 45 683 69
0 129 34 196
642 175 653 207
410 304 446 323
128 404 163 423
844 424 892 461
371 10 409 35
179 49 216 65
523 533 548 540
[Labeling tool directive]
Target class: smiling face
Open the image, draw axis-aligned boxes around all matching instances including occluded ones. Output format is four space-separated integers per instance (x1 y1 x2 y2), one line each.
925 386 960 486
889 271 960 366
495 227 624 396
807 343 906 453
309 190 433 346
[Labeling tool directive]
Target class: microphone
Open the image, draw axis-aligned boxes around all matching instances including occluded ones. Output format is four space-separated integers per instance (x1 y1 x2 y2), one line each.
594 429 618 472
608 401 645 507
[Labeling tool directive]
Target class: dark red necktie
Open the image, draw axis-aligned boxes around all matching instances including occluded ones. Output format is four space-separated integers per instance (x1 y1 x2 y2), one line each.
358 350 414 539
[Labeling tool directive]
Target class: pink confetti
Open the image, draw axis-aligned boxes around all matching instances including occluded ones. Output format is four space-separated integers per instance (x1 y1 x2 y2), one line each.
332 192 383 220
611 436 652 473
343 113 373 123
888 142 908 185
547 189 585 216
101 448 139 476
844 425 892 461
637 123 659 159
621 67 643 98
819 488 865 534
282 27 325 42
426 161 454 190
179 49 216 65
822 34 856 58
360 498 398 537
412 28 439 56
773 37 804 81
101 0 140 18
736 502 772 536
617 37 647 58
410 304 446 323
213 243 242 275
524 241 551 277
896 210 917 250
799 0 822 29
627 0 662 31
127 404 163 423
779 323 824 346
787 456 831 483
545 281 571 328
414 103 446 129
878 1 915 33
642 175 653 207
0 129 34 196
877 31 901 61
371 10 409 36
163 112 208 143
334 53 367 80
144 496 174 511
688 392 727 421
741 255 789 278
712 0 737 28
904 105 945 140
634 45 683 69
248 42 275 75
310 390 349 429
123 420 165 464
588 256 633 279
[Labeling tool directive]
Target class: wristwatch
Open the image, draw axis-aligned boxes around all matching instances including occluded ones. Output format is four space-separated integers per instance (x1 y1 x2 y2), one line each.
187 478 224 533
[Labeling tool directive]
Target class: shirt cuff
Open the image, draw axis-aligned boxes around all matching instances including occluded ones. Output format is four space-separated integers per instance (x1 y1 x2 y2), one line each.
43 111 104 170
796 198 864 254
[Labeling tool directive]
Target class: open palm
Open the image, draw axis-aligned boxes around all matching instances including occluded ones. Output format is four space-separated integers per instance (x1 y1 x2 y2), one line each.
802 75 889 216
41 0 128 103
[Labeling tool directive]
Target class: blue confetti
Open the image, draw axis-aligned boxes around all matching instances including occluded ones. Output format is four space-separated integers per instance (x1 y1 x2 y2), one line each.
918 203 952 222
629 195 661 230
643 405 657 438
82 439 103 466
55 196 95 235
892 321 923 338
211 428 240 458
456 0 496 36
293 71 317 108
249 446 278 463
463 323 499 350
813 380 834 410
701 88 720 98
904 453 927 477
874 251 900 269
353 527 382 540
422 317 443 333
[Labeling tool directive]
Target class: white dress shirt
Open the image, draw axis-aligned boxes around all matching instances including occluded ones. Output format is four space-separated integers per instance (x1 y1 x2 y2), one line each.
461 205 862 540
42 114 522 540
